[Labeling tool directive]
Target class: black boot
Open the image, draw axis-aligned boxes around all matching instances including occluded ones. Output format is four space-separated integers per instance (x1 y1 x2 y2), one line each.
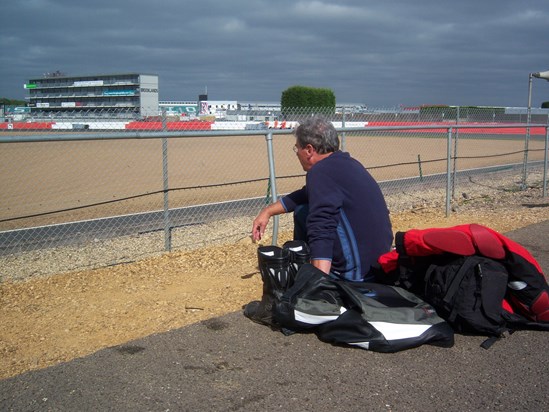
283 240 311 281
244 245 292 327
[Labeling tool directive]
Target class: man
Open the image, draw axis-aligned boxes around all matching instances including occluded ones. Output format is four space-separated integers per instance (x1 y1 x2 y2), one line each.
252 116 393 282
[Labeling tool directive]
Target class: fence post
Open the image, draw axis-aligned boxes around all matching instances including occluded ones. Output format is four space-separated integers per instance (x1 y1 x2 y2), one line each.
452 107 460 199
522 76 533 190
341 106 347 152
542 126 549 197
265 131 280 244
162 136 171 251
446 127 453 217
161 108 171 251
417 154 423 181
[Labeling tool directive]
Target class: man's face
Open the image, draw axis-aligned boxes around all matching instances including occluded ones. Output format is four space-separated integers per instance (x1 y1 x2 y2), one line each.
294 141 313 171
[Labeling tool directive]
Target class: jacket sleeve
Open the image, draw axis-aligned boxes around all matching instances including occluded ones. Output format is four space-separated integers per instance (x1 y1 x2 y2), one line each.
306 170 342 261
280 186 307 212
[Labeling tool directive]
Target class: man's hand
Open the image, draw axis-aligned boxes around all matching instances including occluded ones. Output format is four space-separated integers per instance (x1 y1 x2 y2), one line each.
251 210 270 241
251 200 286 241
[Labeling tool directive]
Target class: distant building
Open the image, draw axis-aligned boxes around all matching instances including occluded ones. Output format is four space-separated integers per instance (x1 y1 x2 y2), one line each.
158 101 198 118
2 106 31 121
199 100 239 118
24 73 158 119
159 100 239 119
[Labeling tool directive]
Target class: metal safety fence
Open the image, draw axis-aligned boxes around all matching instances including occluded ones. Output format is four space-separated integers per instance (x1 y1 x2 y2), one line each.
0 106 548 280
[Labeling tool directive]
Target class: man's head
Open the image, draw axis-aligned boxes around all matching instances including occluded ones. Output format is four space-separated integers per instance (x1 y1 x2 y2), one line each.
293 117 339 171
294 117 340 154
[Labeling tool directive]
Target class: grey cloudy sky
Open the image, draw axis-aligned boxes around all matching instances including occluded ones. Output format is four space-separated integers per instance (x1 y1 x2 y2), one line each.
1 0 548 107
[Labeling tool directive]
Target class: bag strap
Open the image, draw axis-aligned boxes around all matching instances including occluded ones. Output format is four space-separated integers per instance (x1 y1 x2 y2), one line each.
424 256 481 323
442 256 481 308
481 335 501 349
397 256 416 290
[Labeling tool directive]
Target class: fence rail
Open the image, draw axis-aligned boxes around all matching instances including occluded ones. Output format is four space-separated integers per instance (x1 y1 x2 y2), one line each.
1 107 548 280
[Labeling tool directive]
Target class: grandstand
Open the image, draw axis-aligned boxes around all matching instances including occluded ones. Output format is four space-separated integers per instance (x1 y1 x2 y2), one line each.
24 73 159 120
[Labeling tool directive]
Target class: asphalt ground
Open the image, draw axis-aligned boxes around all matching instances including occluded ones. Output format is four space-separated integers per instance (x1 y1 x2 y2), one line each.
1 220 548 412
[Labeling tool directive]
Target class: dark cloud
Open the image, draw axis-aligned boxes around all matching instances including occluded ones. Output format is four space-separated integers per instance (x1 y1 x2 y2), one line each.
1 0 548 107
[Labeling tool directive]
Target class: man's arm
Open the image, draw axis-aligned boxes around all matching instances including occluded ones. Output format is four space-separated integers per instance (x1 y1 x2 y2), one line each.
312 259 332 274
305 170 341 275
251 200 286 241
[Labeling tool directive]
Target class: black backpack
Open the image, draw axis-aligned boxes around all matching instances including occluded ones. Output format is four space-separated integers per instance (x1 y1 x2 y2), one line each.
375 225 549 348
422 255 509 340
388 252 549 348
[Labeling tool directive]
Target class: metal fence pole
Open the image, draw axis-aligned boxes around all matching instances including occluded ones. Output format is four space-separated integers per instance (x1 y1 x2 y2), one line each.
162 136 171 251
446 127 453 217
452 106 460 200
522 74 533 190
161 108 171 251
341 106 347 152
542 126 549 197
265 131 280 244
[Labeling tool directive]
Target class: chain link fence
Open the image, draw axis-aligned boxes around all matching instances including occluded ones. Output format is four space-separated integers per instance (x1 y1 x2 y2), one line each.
1 106 548 280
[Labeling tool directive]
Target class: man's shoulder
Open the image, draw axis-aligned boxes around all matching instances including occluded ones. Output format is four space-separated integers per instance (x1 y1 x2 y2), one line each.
318 151 364 170
317 150 350 165
308 152 358 183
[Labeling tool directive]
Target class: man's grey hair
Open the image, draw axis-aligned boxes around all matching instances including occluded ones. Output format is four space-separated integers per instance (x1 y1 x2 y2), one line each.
295 117 340 154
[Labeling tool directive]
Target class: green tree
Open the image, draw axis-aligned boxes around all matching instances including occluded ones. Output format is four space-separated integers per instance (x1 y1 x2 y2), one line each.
281 86 335 117
541 101 549 109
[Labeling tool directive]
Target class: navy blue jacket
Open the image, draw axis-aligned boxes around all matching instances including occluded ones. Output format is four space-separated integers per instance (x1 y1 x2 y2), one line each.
281 151 393 281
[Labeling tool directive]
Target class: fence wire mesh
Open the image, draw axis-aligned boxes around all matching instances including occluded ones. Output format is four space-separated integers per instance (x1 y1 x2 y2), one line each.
1 106 548 280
